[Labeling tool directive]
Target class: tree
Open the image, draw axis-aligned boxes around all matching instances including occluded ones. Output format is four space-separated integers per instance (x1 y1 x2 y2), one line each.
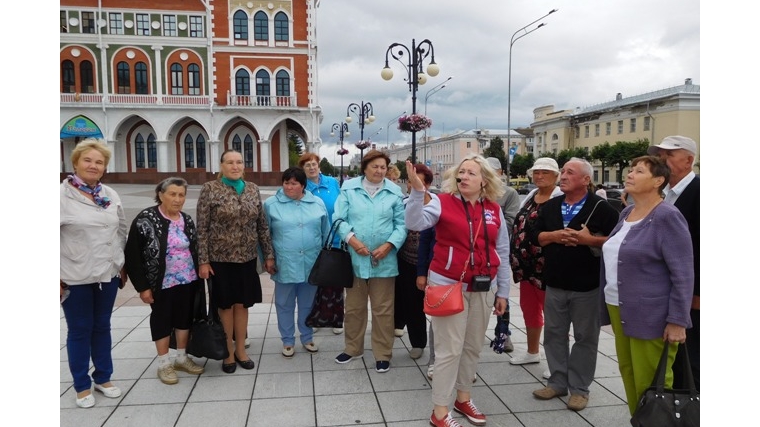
482 137 507 174
510 153 534 178
556 147 591 168
395 160 409 181
287 133 305 166
319 157 335 177
590 142 614 184
609 139 649 183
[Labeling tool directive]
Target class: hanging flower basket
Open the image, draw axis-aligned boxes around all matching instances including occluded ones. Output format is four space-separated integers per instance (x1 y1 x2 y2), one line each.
398 114 432 133
337 147 349 156
355 140 371 150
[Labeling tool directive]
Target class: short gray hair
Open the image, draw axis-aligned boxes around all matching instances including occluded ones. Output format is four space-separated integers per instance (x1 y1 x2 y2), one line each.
567 157 593 178
154 177 188 204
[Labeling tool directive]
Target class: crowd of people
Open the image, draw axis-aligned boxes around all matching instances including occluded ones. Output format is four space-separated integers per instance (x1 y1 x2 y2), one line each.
61 138 699 425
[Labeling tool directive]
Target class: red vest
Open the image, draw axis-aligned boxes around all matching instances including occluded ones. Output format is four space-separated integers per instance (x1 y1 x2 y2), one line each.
430 194 502 290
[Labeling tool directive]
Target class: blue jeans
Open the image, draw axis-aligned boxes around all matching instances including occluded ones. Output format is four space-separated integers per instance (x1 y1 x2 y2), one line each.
62 277 119 392
274 281 317 346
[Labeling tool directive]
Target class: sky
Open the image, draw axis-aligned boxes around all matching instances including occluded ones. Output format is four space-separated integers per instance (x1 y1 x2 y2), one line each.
314 0 700 162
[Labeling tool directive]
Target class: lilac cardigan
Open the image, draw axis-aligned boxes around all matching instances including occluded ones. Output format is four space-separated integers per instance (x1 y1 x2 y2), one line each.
599 202 694 340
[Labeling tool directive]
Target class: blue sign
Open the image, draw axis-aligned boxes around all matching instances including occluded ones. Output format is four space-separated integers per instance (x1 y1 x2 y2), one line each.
509 146 517 155
425 160 431 167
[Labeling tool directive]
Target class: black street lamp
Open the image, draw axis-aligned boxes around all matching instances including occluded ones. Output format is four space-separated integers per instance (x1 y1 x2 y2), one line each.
346 101 375 160
381 38 440 164
331 122 350 186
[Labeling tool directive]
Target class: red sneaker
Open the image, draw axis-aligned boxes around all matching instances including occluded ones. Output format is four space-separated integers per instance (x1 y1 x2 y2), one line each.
453 400 486 426
429 412 463 427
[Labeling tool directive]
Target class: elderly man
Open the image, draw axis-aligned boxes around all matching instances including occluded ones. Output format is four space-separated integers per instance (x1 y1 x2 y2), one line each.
648 135 700 390
529 157 618 411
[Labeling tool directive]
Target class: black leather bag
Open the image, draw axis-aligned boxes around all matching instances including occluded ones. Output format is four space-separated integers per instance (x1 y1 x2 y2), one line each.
185 279 230 360
630 343 699 427
308 219 354 288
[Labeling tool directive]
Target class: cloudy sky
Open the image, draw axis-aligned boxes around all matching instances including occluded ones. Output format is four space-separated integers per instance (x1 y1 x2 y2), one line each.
313 0 700 162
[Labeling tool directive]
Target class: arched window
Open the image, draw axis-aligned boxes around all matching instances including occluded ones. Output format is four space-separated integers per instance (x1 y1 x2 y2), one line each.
274 12 288 41
232 134 242 152
233 10 248 40
244 135 254 168
255 69 270 106
62 60 75 93
117 62 130 93
254 11 268 41
188 64 200 95
135 134 145 168
184 134 194 167
147 133 157 168
80 61 94 93
196 134 206 168
171 63 183 95
552 133 559 141
135 62 148 94
275 69 290 106
235 69 250 95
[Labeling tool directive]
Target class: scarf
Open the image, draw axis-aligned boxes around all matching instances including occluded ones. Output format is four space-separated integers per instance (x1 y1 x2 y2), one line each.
67 174 111 208
221 176 245 194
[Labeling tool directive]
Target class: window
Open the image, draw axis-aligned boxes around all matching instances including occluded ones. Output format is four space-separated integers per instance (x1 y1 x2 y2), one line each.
82 12 96 33
594 124 600 137
254 11 268 41
135 62 148 94
466 141 471 148
109 12 123 34
244 135 254 168
185 134 194 167
171 63 183 95
147 134 157 168
630 118 637 133
617 120 623 134
584 125 589 138
606 122 611 135
644 116 651 131
61 11 68 33
80 61 94 93
574 127 579 138
232 135 242 152
117 62 130 93
196 135 206 168
163 15 177 36
188 64 200 95
274 12 288 41
189 16 204 37
276 70 290 102
62 61 75 93
135 134 145 168
235 69 250 95
136 14 150 35
234 10 248 40
255 70 270 105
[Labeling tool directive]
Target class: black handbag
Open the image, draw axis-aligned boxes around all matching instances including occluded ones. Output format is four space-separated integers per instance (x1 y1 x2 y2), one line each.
308 219 354 288
630 343 699 427
185 278 230 360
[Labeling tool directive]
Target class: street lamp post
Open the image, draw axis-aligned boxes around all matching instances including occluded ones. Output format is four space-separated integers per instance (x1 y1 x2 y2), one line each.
331 122 350 186
346 101 375 160
423 76 452 164
507 8 557 179
385 111 406 148
381 38 440 164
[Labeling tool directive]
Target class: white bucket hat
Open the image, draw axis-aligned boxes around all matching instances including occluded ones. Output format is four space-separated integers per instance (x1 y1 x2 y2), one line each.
527 157 560 178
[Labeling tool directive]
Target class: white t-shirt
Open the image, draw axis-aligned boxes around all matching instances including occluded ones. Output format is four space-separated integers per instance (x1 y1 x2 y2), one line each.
602 218 641 305
595 189 607 199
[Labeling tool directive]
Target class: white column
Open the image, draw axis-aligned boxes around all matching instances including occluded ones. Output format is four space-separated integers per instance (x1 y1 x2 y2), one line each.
157 140 169 172
152 46 164 104
259 139 271 172
210 140 220 174
107 140 117 172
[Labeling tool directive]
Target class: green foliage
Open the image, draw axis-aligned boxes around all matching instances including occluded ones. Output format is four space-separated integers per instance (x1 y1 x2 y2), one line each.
287 133 305 166
510 153 535 178
556 147 591 168
395 160 409 181
590 142 614 184
319 157 335 176
482 137 507 174
608 138 649 183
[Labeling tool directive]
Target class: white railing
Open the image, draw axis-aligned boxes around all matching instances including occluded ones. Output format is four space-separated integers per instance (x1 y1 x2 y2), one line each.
107 94 158 104
61 93 297 108
60 93 103 103
227 94 297 108
163 95 211 105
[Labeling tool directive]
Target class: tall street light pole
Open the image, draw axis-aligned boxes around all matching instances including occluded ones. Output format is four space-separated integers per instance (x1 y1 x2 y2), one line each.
507 8 557 179
385 111 406 148
331 122 350 186
382 38 440 164
423 76 452 164
346 101 375 160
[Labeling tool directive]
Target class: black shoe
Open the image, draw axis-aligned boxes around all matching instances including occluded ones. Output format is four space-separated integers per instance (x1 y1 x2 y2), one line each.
235 354 255 370
222 362 237 374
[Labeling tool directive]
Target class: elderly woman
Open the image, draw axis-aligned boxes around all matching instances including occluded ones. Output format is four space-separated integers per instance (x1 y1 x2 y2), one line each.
124 177 205 385
509 157 563 367
196 149 275 373
60 139 126 408
406 154 510 427
298 152 344 334
600 155 694 416
264 167 329 357
333 150 407 373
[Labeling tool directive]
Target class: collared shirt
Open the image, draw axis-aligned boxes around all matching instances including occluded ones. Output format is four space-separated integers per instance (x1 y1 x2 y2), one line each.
663 171 696 204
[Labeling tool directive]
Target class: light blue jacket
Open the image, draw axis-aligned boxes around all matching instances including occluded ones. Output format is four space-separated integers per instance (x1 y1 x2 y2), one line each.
264 189 330 284
306 173 341 247
334 177 407 279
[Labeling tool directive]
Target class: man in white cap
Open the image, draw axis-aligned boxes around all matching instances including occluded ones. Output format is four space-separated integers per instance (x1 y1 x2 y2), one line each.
648 135 700 390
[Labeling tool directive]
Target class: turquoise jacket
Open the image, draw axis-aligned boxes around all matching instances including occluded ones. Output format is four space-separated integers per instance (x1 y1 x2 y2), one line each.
334 176 407 279
264 189 330 283
305 173 341 247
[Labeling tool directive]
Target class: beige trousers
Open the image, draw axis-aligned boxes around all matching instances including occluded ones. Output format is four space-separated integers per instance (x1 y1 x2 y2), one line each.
343 276 395 361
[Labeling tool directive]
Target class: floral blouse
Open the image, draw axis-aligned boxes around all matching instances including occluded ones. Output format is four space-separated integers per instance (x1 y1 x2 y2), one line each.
510 194 548 290
162 215 198 289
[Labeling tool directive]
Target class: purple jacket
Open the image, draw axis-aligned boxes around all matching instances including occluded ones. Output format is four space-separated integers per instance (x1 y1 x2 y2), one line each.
599 202 694 340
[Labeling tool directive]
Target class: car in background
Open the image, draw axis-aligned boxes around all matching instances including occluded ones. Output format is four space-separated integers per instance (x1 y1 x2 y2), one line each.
606 188 624 212
517 183 537 195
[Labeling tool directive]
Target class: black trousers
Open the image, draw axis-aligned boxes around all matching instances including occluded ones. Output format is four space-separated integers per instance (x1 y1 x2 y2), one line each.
393 258 427 348
672 308 700 390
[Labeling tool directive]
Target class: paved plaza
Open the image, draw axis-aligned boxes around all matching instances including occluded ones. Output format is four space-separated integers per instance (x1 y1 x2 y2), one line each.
60 183 633 427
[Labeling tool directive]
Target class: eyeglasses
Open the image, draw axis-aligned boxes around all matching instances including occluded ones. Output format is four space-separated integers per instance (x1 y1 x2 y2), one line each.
303 162 319 169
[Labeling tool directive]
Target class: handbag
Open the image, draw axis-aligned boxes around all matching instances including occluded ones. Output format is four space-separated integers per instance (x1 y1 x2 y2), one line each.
308 219 354 288
185 278 230 360
630 343 699 427
305 286 345 328
583 199 605 257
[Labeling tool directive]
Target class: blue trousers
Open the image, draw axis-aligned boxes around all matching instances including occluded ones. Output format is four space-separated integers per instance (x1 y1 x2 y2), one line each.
62 277 119 392
274 281 317 346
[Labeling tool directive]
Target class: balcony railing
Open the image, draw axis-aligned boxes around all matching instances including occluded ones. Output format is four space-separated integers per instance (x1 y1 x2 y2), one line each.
227 94 297 108
61 93 297 108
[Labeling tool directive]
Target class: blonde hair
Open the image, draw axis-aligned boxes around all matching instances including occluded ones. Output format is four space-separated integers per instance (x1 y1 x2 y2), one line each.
441 153 505 201
71 138 111 166
387 164 401 180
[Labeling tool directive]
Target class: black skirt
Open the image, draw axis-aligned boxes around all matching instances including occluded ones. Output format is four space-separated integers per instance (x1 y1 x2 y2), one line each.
210 259 262 309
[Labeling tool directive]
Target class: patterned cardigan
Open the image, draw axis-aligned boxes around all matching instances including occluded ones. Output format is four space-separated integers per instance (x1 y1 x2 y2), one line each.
196 179 274 265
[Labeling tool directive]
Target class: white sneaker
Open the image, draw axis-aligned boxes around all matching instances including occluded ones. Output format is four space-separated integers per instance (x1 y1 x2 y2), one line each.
509 352 540 365
542 369 551 379
332 328 343 334
394 328 405 337
427 364 435 380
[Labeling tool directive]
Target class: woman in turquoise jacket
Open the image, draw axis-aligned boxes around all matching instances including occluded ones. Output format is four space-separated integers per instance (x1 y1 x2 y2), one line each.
332 150 407 373
264 167 330 357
